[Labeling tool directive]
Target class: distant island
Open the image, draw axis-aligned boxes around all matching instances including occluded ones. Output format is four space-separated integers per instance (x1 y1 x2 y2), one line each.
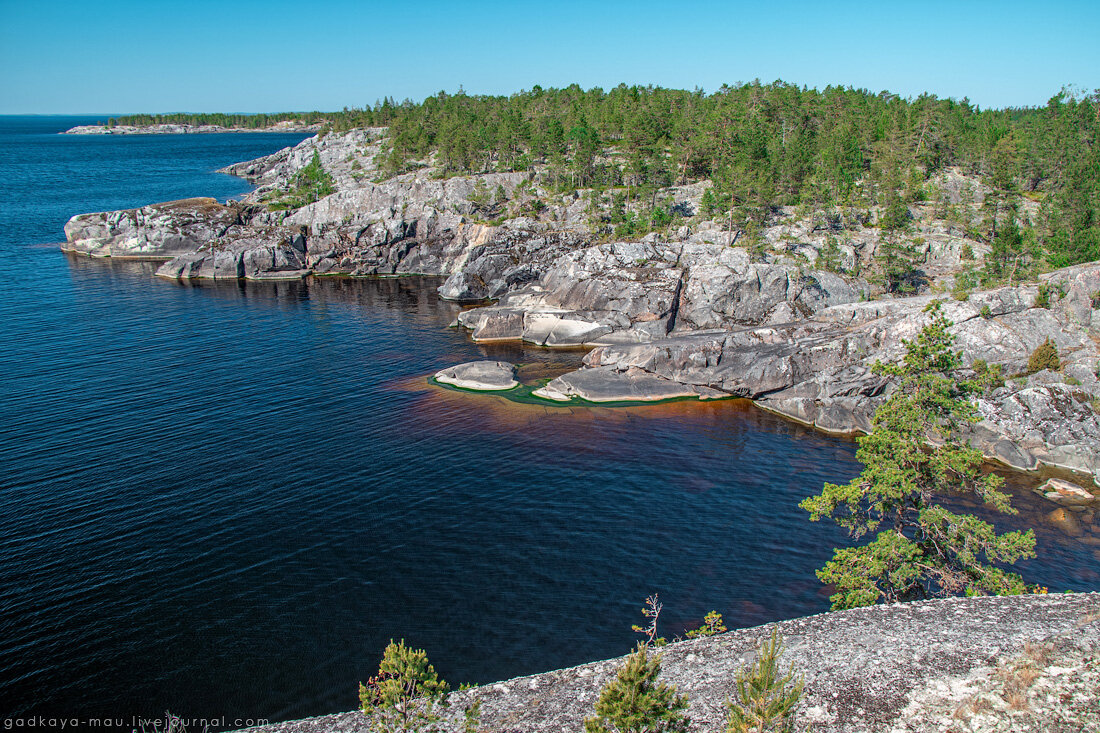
61 111 329 135
62 121 325 135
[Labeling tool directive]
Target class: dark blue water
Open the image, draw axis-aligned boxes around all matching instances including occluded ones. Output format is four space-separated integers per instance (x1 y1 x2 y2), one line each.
1 116 1096 729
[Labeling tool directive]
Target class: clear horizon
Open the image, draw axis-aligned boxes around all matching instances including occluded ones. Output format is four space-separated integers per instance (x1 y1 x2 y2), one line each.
2 0 1097 115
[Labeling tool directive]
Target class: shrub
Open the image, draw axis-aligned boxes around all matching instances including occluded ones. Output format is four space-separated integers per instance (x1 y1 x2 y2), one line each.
1033 282 1051 309
1027 338 1061 373
979 304 993 319
684 611 727 639
584 643 690 733
519 198 546 217
972 359 1005 390
462 699 482 733
960 243 975 260
267 151 335 211
631 594 668 647
467 181 492 210
359 640 449 732
725 629 804 733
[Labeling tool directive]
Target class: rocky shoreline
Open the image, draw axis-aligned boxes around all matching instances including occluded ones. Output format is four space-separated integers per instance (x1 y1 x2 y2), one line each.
238 593 1100 733
61 122 323 135
61 130 1100 489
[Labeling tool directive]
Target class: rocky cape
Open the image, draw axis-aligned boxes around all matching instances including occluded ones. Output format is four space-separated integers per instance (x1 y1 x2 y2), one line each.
61 130 1100 485
238 593 1100 733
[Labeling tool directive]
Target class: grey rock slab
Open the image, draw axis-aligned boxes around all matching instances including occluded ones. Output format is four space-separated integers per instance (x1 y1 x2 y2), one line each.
458 307 526 342
520 311 612 347
434 361 518 391
533 366 722 402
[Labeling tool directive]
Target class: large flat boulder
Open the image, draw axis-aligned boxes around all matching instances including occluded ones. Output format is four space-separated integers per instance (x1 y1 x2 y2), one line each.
434 361 518 391
533 366 726 402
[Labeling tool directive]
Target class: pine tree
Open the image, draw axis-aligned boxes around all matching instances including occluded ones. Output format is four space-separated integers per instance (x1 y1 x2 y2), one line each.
359 640 449 732
801 302 1037 609
584 644 689 733
725 629 803 733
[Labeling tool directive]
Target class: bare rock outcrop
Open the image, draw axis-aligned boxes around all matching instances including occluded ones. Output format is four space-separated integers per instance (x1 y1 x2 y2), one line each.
565 265 1100 480
62 198 243 259
454 240 871 347
62 122 324 135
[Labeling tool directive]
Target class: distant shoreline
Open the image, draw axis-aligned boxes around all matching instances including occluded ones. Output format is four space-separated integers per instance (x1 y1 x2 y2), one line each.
61 122 323 135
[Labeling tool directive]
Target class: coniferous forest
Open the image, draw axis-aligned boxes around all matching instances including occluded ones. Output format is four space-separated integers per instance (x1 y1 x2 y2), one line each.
114 82 1100 271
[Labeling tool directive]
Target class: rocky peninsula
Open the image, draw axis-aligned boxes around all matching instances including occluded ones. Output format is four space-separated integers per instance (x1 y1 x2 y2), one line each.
62 129 1100 488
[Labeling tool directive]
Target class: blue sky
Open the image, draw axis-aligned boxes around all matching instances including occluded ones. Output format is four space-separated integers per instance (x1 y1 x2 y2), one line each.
1 0 1097 114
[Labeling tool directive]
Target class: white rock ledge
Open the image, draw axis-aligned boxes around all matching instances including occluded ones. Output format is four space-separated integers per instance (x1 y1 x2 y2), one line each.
434 361 519 391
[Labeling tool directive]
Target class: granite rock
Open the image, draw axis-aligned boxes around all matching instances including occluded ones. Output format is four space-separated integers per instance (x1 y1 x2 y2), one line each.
434 361 519 391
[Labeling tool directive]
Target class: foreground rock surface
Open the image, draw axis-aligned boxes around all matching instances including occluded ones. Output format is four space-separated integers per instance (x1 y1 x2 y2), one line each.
238 593 1100 733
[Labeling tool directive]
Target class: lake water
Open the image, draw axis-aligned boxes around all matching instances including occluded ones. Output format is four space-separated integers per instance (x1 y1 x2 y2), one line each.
1 116 1096 728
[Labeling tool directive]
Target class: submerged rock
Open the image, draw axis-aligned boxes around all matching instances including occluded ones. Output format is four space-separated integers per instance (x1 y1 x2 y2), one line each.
434 361 518 391
1034 477 1098 505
